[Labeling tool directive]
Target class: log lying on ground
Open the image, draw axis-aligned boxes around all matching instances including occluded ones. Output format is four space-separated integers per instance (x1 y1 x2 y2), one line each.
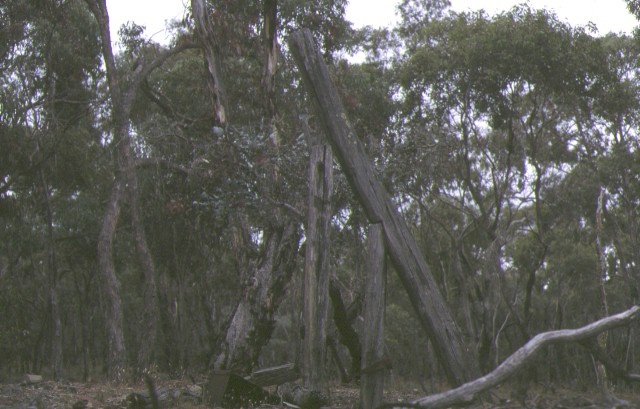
387 305 640 409
245 363 299 387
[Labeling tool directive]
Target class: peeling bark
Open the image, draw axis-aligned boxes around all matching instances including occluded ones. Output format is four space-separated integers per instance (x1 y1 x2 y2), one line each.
261 0 278 117
191 0 227 125
214 222 300 372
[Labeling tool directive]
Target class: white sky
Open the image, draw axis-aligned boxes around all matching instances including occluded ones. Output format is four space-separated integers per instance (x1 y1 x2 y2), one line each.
346 0 637 34
106 0 638 48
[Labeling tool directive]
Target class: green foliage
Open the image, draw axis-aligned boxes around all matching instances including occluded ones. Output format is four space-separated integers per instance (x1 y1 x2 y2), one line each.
385 303 429 378
626 0 640 20
279 0 354 58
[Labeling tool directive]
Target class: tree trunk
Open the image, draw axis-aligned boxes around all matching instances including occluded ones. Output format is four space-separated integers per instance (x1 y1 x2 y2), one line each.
85 0 194 378
191 0 227 125
97 176 127 379
42 42 63 381
129 154 160 372
261 0 278 117
84 0 131 379
595 187 609 391
361 223 386 409
214 222 300 372
39 169 62 380
289 29 479 386
302 144 333 390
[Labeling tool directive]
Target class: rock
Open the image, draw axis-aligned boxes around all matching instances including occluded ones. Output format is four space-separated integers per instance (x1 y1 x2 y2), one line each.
23 374 43 385
186 384 202 397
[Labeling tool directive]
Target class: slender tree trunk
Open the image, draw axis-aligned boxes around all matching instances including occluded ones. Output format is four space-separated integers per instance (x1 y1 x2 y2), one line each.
42 30 62 381
85 0 193 378
595 187 609 391
84 0 130 379
97 176 127 379
73 269 92 381
39 169 62 380
129 155 160 372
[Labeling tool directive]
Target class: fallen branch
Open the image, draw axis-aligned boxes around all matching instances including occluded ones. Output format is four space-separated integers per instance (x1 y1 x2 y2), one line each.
245 363 299 387
387 305 640 409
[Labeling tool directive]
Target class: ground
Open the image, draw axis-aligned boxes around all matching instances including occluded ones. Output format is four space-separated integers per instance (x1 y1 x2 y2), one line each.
1 377 640 409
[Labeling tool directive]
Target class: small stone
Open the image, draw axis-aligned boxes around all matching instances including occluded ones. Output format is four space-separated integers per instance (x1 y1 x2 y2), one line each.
23 374 43 385
186 384 202 396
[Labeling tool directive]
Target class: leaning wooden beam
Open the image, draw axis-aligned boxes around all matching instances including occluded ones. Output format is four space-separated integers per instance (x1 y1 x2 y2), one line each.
289 28 479 386
387 305 640 409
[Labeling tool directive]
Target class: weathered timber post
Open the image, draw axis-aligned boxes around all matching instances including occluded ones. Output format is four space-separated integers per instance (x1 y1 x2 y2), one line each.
361 223 386 409
289 29 479 385
302 142 333 391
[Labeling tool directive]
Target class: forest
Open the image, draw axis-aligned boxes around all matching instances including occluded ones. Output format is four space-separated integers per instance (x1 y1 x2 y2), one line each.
4 0 640 407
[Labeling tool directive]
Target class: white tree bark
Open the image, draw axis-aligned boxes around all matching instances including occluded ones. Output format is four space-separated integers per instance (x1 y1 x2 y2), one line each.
191 0 227 125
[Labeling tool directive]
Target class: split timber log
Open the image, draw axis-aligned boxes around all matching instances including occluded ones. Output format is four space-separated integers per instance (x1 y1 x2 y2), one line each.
361 223 386 409
387 305 640 409
302 143 332 390
289 28 479 386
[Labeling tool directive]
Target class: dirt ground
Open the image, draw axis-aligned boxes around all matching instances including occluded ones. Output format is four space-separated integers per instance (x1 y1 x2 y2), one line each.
1 376 640 409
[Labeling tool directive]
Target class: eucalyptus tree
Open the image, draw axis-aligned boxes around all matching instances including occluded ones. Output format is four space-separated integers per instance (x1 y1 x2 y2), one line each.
384 4 626 378
117 0 359 375
0 0 104 379
588 34 640 300
83 0 196 378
